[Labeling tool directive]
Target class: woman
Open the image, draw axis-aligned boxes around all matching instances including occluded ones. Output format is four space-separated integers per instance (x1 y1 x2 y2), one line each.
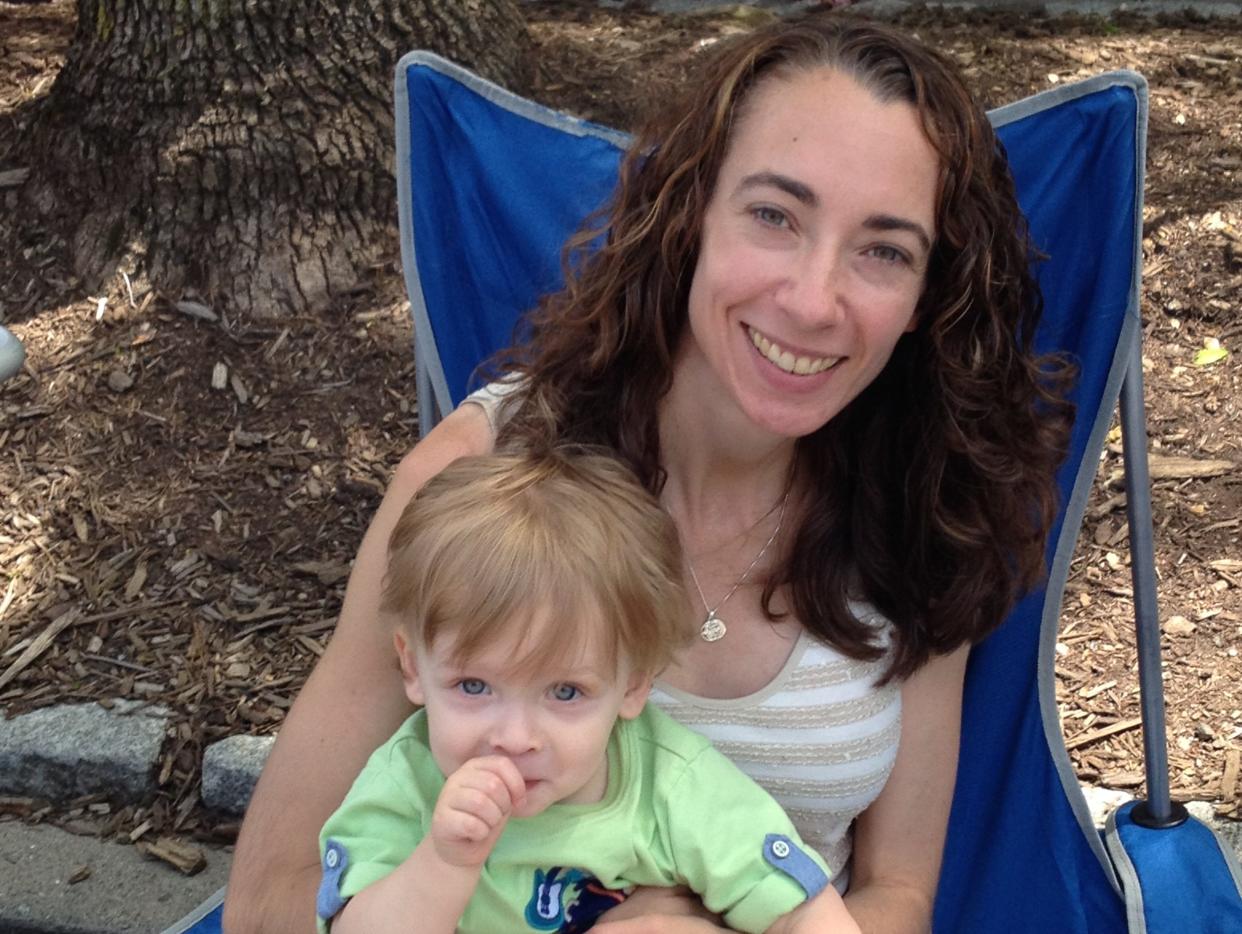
225 16 1070 933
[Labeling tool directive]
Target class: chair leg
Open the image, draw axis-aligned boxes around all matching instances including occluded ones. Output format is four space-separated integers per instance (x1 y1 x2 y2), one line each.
1119 333 1179 828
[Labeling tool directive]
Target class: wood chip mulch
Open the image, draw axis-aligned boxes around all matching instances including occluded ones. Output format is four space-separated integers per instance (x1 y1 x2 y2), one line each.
1 1 1241 850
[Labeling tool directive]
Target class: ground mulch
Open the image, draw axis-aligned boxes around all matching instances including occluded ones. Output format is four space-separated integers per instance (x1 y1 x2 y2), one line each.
1 0 1241 855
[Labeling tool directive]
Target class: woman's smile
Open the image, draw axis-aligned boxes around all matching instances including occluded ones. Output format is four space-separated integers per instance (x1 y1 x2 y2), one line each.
746 324 842 377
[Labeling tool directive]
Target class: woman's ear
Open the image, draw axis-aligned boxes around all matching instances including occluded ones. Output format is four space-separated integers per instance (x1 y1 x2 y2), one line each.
618 671 653 720
393 630 425 707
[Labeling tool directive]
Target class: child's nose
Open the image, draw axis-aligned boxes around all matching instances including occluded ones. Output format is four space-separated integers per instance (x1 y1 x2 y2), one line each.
489 707 540 755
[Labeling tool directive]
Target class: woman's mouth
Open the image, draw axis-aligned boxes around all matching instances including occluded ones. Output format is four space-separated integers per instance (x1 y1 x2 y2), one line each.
748 326 841 376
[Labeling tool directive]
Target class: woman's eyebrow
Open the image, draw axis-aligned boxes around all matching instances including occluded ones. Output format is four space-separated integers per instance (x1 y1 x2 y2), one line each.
738 172 932 252
865 214 932 253
737 171 817 205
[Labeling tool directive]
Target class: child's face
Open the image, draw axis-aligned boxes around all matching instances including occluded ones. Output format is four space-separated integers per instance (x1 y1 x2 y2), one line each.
395 606 651 819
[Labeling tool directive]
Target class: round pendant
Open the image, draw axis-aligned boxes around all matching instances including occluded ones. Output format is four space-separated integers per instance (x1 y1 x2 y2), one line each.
700 613 727 642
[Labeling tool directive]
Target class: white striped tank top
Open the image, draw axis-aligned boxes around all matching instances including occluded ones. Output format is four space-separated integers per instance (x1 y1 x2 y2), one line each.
649 613 902 885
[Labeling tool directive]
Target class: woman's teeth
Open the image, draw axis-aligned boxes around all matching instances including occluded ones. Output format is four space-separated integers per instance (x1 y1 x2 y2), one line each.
749 328 839 376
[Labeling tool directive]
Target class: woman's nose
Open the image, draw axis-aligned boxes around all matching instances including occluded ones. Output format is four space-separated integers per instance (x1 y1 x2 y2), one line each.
779 249 846 328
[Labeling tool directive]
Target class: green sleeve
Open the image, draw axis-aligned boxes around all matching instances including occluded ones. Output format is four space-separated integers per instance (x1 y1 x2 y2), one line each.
662 746 833 934
316 741 432 932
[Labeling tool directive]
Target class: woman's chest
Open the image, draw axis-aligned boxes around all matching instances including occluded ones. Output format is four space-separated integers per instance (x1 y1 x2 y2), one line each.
660 615 803 698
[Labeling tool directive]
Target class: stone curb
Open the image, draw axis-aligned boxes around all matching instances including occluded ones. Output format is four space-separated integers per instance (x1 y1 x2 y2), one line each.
0 701 171 803
201 734 276 814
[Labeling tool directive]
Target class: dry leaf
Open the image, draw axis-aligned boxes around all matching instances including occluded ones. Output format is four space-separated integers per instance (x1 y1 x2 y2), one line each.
1194 337 1229 367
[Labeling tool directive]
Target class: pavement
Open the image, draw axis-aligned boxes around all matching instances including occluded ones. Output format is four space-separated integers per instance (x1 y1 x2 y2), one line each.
5 0 1242 931
0 822 229 934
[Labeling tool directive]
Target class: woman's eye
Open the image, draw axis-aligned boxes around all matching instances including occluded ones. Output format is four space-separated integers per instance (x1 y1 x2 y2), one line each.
868 244 909 265
551 683 582 702
751 206 790 229
458 679 488 696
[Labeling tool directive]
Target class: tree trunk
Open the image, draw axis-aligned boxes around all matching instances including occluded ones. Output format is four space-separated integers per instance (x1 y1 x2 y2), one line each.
13 0 531 317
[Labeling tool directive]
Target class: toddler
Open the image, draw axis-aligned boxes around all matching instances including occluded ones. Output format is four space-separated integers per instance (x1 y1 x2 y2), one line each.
317 448 858 934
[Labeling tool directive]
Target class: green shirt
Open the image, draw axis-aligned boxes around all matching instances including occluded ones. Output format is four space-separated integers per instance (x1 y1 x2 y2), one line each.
318 705 831 934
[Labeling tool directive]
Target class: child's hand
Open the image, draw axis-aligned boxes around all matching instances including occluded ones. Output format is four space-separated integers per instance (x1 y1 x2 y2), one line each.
430 755 527 867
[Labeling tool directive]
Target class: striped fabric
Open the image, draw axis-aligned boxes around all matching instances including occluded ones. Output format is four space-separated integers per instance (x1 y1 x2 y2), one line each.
649 615 901 883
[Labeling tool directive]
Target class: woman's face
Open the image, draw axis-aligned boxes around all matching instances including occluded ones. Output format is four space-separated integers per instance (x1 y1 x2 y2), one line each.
680 67 939 441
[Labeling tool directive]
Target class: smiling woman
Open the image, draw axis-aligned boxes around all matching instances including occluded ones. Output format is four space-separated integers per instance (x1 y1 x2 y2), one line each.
226 16 1074 934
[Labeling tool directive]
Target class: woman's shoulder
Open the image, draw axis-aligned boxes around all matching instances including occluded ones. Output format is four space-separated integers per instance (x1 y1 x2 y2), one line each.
457 377 526 436
391 397 496 491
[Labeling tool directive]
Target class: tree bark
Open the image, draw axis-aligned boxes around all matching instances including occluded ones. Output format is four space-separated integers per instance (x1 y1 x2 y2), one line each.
13 0 531 317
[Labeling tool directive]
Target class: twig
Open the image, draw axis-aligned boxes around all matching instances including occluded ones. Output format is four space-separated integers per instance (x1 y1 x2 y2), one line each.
1065 717 1144 751
0 609 81 691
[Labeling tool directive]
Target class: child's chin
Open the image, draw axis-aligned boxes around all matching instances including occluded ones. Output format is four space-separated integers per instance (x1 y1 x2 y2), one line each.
511 784 552 818
512 798 549 819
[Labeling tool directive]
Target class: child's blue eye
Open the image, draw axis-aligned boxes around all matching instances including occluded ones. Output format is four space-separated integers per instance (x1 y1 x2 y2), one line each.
551 683 581 702
459 679 488 696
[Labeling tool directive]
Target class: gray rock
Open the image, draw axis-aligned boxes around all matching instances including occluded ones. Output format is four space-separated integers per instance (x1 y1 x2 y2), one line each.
202 734 276 815
0 700 169 801
0 323 25 382
1080 784 1136 828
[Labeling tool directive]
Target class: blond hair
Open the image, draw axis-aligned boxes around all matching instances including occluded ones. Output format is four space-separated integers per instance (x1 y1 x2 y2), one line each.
382 447 690 677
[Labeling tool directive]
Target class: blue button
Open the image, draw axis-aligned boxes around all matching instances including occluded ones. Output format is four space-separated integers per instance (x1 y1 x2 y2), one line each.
763 833 828 899
317 840 350 920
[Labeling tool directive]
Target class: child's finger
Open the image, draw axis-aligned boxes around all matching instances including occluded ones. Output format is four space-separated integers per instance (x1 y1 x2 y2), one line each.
470 755 527 808
444 786 509 828
441 807 495 844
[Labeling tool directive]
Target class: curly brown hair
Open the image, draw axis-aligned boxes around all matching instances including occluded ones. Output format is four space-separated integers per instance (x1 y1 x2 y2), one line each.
489 15 1074 682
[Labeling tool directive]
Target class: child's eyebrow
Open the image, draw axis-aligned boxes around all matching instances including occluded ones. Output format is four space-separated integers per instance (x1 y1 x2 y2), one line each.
543 663 613 683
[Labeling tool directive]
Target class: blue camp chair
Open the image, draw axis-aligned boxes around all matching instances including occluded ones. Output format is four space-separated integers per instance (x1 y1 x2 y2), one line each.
394 52 1242 934
167 49 1242 934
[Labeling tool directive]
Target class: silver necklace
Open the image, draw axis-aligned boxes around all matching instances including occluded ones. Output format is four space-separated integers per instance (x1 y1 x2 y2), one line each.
685 490 790 643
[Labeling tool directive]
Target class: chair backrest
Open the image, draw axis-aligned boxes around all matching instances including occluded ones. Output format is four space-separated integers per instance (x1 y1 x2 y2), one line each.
394 54 1145 931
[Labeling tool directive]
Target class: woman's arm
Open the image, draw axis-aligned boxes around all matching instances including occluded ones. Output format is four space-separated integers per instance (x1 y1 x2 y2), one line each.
223 404 494 934
843 645 969 934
